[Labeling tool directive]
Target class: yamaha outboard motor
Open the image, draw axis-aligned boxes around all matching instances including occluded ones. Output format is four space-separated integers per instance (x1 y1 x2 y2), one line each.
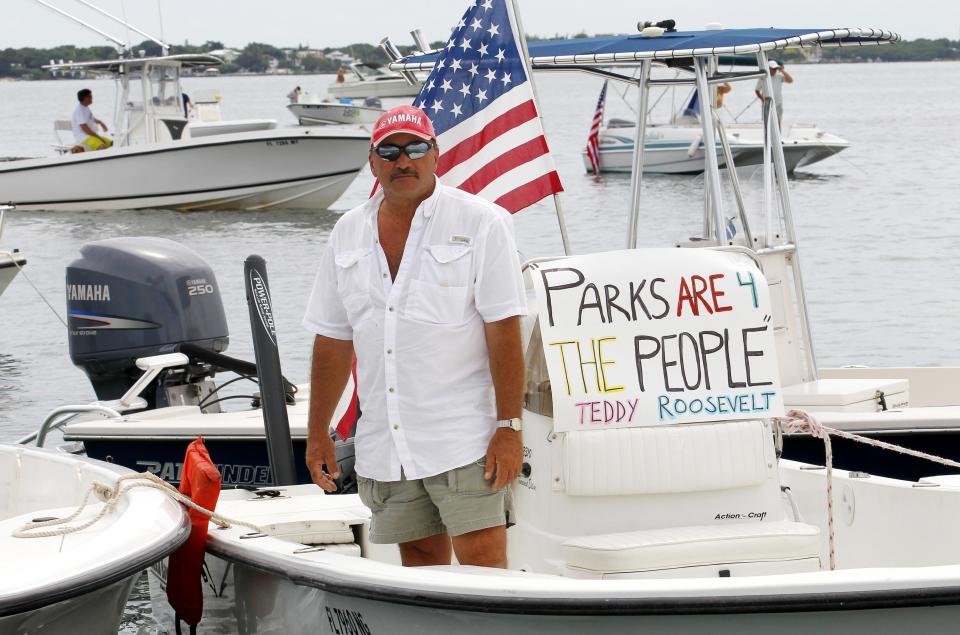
66 237 229 408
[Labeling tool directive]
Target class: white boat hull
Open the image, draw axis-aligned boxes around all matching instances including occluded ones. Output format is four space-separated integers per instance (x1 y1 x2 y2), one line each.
151 551 960 634
0 128 369 211
184 118 278 138
327 79 423 100
0 445 188 634
585 123 849 175
0 252 25 297
288 103 383 126
0 577 137 635
141 454 960 634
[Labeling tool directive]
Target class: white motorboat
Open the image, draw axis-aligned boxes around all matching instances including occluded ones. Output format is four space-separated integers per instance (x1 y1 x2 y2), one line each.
0 205 26 298
586 119 849 175
583 118 850 174
287 100 383 126
326 61 424 99
139 20 960 634
0 54 369 211
0 444 188 634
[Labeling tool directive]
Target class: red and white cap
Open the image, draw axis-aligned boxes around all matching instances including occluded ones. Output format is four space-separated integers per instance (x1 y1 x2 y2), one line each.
370 105 436 148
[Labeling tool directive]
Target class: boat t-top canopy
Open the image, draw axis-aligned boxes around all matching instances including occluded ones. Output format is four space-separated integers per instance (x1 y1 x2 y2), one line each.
391 27 899 71
387 23 898 387
43 54 223 75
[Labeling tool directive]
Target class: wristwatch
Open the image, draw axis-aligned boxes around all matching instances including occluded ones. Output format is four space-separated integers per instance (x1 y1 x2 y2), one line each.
496 417 523 432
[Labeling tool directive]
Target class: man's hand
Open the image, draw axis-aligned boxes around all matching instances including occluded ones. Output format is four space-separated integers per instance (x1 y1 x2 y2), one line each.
305 335 354 492
484 428 522 489
306 433 340 492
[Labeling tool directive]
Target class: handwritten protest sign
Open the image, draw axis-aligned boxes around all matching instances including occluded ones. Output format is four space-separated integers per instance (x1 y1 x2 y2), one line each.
529 249 784 432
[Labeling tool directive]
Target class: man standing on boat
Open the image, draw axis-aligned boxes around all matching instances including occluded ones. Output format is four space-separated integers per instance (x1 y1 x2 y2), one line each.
303 105 526 569
754 60 793 125
72 89 111 151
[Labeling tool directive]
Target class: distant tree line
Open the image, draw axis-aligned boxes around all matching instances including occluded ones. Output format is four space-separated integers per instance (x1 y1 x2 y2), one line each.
820 38 960 62
2 36 957 79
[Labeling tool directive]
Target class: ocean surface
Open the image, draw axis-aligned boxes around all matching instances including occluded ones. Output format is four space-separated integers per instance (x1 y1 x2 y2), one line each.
0 61 958 632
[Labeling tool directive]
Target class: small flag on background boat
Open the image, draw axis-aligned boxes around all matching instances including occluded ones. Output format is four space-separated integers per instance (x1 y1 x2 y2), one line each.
725 216 737 242
413 0 563 213
585 79 608 175
681 89 700 119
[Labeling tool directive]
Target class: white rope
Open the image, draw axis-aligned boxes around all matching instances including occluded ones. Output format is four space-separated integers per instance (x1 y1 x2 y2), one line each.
776 409 836 570
0 253 67 327
776 408 960 572
13 472 261 539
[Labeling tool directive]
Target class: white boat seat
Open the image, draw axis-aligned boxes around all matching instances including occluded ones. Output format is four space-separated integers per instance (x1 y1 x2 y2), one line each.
52 119 79 154
562 419 774 496
214 486 370 545
562 520 820 579
259 519 356 545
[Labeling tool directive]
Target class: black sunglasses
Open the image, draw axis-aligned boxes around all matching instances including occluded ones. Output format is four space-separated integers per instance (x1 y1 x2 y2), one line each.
373 141 434 161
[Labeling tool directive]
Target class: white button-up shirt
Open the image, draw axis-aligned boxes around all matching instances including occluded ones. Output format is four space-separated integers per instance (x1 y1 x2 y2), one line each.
303 180 526 481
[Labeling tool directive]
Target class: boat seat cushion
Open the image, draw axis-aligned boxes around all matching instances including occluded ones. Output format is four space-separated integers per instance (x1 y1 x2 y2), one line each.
562 520 820 575
562 419 774 496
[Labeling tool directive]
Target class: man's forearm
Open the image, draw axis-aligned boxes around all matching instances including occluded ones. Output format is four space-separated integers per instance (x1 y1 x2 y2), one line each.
484 316 524 419
307 335 355 442
80 124 101 139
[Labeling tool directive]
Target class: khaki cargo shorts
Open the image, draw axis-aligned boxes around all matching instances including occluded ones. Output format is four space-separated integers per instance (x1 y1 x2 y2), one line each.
357 457 514 544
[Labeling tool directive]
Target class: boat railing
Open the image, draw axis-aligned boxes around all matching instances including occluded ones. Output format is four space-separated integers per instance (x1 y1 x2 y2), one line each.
19 404 124 447
18 352 191 447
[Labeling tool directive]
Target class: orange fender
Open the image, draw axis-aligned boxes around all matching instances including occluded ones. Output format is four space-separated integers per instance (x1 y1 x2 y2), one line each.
166 437 221 628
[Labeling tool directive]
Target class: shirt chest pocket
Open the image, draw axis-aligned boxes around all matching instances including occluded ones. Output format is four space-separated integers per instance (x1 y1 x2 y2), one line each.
335 248 373 322
406 244 473 324
419 244 473 287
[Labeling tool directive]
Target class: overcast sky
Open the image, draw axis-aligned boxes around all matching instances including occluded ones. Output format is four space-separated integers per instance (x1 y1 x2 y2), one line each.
8 0 960 50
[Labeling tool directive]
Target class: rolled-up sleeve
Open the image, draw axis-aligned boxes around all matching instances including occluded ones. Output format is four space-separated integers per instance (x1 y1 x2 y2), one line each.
302 244 352 340
474 210 527 322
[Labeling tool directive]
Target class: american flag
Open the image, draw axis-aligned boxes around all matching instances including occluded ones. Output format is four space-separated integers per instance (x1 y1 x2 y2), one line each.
585 80 608 175
412 0 562 213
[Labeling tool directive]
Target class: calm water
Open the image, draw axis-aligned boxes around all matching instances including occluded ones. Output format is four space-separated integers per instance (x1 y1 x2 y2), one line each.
0 62 959 632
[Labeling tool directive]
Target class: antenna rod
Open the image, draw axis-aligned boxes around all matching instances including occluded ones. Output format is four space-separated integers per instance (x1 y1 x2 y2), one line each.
31 0 127 50
71 0 170 54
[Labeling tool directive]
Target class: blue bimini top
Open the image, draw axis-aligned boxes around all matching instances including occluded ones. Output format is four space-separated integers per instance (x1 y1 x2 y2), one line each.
392 27 899 71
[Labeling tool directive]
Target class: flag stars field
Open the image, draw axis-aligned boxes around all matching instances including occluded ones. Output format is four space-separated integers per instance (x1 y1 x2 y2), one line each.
409 0 563 211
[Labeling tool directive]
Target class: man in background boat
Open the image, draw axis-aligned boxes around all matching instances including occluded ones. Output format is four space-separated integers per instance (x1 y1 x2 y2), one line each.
335 68 346 83
754 60 793 124
71 88 111 151
303 105 525 569
287 86 301 104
